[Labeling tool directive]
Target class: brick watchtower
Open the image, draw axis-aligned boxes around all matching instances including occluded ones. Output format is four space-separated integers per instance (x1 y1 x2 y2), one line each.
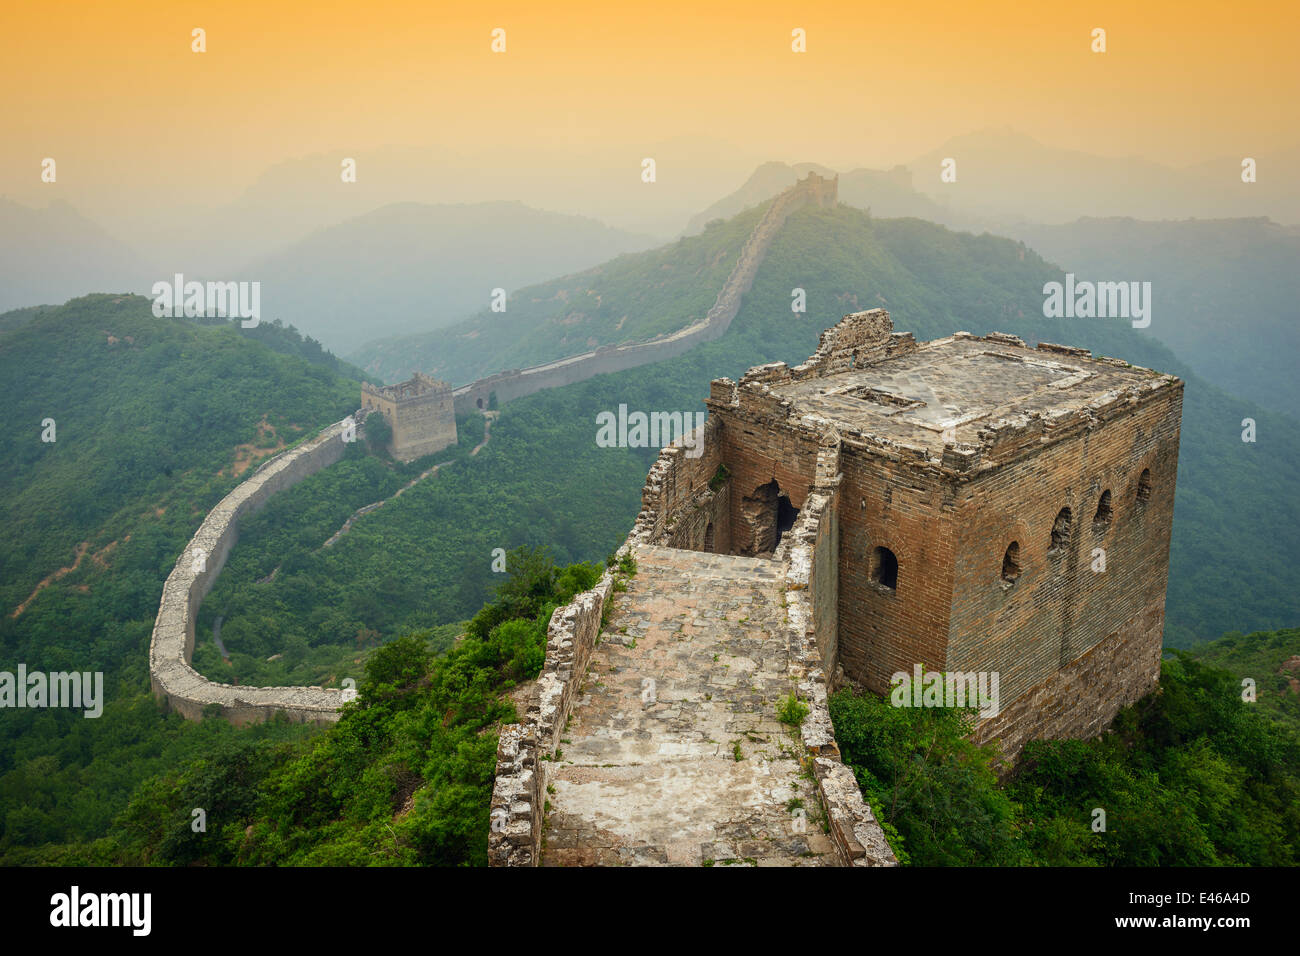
360 372 458 462
674 310 1181 760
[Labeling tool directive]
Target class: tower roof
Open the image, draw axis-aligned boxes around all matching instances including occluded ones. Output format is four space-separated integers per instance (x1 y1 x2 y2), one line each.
716 311 1182 474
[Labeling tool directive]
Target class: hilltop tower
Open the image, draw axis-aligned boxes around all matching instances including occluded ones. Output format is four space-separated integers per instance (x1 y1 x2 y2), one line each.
633 309 1182 761
798 170 839 208
361 372 457 462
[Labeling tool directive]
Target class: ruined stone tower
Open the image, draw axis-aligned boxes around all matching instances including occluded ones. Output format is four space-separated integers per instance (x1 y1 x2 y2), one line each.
634 309 1183 760
798 170 839 208
361 372 457 462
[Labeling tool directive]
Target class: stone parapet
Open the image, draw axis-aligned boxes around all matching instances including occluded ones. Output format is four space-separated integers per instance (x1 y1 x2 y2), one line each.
148 416 364 725
780 458 897 867
488 565 618 866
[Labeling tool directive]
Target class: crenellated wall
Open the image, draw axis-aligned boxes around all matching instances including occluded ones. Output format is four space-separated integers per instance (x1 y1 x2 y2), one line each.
148 416 366 725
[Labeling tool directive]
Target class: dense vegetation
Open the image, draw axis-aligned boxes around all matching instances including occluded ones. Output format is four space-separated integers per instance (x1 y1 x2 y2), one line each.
112 548 599 866
0 296 360 855
1 197 1296 863
192 413 486 688
830 628 1300 866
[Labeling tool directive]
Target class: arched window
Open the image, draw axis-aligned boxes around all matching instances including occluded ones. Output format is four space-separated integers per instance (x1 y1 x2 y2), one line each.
1093 490 1113 530
1136 468 1152 503
1001 542 1022 584
871 547 898 590
1049 507 1072 554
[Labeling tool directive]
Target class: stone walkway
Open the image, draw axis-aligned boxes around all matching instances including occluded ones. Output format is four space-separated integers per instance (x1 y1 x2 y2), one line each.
542 547 836 867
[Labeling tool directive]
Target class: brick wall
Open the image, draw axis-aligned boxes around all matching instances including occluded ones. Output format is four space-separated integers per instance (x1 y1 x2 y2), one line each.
836 448 957 696
948 383 1183 758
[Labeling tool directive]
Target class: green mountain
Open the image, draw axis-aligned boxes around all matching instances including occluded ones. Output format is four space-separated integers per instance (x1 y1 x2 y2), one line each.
222 205 1297 673
2 204 1296 863
0 296 363 854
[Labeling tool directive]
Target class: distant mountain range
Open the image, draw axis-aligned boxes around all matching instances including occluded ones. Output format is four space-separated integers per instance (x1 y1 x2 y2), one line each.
906 128 1300 226
8 127 1297 366
242 200 658 353
685 130 1300 238
1005 216 1300 417
1 197 659 355
0 199 150 313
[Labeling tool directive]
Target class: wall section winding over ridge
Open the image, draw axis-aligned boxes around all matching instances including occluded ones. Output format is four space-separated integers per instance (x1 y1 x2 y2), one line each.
151 175 835 727
149 417 365 725
453 173 836 415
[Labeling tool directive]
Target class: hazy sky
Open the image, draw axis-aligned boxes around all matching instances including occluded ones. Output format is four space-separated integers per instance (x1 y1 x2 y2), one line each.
4 0 1297 222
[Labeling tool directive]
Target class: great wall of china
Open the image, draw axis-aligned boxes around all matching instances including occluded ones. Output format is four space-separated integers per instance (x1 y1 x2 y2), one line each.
149 173 837 724
148 418 361 725
451 172 838 415
146 169 1181 868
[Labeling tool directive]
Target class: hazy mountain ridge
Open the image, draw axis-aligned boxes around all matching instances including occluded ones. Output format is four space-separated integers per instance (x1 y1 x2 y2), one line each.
0 199 150 314
1003 216 1300 416
242 200 660 354
348 204 766 384
907 128 1300 225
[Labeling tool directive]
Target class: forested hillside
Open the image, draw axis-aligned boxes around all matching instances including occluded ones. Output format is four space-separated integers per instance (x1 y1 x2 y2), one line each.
2 202 1295 863
0 296 362 853
348 204 765 384
234 205 1299 661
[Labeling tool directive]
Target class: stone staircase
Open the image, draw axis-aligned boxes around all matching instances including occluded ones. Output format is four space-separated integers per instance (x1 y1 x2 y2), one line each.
541 547 836 866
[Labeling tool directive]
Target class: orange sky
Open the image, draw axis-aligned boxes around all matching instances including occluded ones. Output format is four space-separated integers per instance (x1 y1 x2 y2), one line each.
3 0 1296 211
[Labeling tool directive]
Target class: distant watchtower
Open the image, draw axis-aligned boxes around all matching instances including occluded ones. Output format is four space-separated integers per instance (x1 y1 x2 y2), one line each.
798 171 839 208
361 372 457 462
